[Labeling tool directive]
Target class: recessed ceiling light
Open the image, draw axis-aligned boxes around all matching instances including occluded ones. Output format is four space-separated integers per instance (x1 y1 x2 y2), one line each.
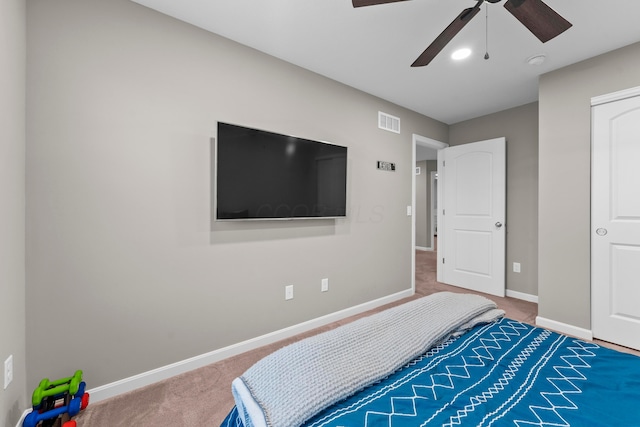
451 48 472 61
526 54 546 66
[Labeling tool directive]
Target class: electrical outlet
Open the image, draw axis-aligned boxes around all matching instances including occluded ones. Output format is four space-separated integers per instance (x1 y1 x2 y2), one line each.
285 285 294 300
513 262 521 273
321 278 329 292
4 355 13 390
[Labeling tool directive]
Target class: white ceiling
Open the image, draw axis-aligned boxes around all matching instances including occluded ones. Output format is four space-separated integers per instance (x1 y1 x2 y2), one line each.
131 0 640 125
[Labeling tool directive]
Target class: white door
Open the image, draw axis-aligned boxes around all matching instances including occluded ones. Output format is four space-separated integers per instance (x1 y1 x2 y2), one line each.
438 138 506 297
592 90 640 351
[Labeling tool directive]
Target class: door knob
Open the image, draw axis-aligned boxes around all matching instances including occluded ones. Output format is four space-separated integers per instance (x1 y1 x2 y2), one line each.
596 228 607 236
495 222 503 228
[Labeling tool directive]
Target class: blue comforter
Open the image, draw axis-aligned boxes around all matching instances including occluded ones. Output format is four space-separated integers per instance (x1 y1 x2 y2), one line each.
222 318 640 427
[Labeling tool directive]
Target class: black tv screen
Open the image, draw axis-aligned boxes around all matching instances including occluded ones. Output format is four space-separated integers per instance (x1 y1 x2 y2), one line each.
215 122 348 220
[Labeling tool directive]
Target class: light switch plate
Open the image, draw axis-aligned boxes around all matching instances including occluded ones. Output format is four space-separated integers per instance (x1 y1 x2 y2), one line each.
4 355 13 389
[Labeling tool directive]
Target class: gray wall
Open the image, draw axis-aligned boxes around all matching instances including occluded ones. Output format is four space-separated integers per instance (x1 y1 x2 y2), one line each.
538 41 640 329
449 102 539 296
25 0 448 389
0 0 27 425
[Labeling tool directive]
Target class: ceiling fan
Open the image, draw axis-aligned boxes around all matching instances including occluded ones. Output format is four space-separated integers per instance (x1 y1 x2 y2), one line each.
352 0 572 67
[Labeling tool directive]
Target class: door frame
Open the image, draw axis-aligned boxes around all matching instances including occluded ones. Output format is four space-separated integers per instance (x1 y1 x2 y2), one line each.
412 134 448 293
430 170 438 241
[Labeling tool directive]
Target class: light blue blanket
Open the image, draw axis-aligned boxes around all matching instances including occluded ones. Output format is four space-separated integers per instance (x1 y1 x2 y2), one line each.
231 292 504 427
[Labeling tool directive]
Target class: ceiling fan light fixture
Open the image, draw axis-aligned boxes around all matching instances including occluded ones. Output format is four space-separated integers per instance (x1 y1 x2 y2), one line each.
526 54 546 66
451 48 472 61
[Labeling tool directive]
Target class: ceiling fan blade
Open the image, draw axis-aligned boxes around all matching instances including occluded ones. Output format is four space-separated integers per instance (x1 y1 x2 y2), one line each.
411 6 481 67
504 0 572 43
352 0 409 7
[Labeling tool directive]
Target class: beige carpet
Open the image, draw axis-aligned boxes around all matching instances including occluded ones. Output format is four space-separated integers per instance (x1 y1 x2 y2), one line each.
72 249 573 426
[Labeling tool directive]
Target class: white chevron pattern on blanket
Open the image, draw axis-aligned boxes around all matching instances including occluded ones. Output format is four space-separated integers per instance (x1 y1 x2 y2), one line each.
515 340 597 427
441 330 555 426
347 319 598 427
359 321 536 426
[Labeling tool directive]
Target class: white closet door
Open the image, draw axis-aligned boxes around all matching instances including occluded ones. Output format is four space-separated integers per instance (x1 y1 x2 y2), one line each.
592 90 640 351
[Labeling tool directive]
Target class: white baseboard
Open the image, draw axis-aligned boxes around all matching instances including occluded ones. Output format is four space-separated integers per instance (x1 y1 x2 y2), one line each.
505 289 538 303
16 410 29 427
415 246 429 251
535 316 593 341
86 289 414 404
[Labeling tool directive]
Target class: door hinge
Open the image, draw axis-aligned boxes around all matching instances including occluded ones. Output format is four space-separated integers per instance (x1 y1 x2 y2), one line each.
442 258 445 264
442 209 445 215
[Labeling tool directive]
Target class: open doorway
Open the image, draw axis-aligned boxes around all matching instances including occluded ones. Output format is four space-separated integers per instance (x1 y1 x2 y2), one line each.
411 134 448 293
415 152 438 251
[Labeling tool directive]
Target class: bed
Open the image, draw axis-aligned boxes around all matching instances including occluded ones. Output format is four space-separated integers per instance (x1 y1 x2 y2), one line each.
221 292 640 427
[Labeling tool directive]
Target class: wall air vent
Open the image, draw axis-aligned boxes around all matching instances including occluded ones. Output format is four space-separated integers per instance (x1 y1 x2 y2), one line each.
378 111 401 134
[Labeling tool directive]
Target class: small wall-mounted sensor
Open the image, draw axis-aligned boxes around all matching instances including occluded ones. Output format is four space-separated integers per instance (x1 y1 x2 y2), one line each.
377 161 396 171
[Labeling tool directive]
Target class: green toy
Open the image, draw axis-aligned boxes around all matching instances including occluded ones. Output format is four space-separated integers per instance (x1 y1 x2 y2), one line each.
24 370 89 427
32 370 84 407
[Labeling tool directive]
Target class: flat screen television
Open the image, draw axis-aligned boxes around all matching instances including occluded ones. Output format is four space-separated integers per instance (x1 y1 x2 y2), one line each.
215 122 348 220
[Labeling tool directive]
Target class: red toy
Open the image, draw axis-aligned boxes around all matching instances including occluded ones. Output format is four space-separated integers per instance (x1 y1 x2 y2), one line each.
24 370 89 427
